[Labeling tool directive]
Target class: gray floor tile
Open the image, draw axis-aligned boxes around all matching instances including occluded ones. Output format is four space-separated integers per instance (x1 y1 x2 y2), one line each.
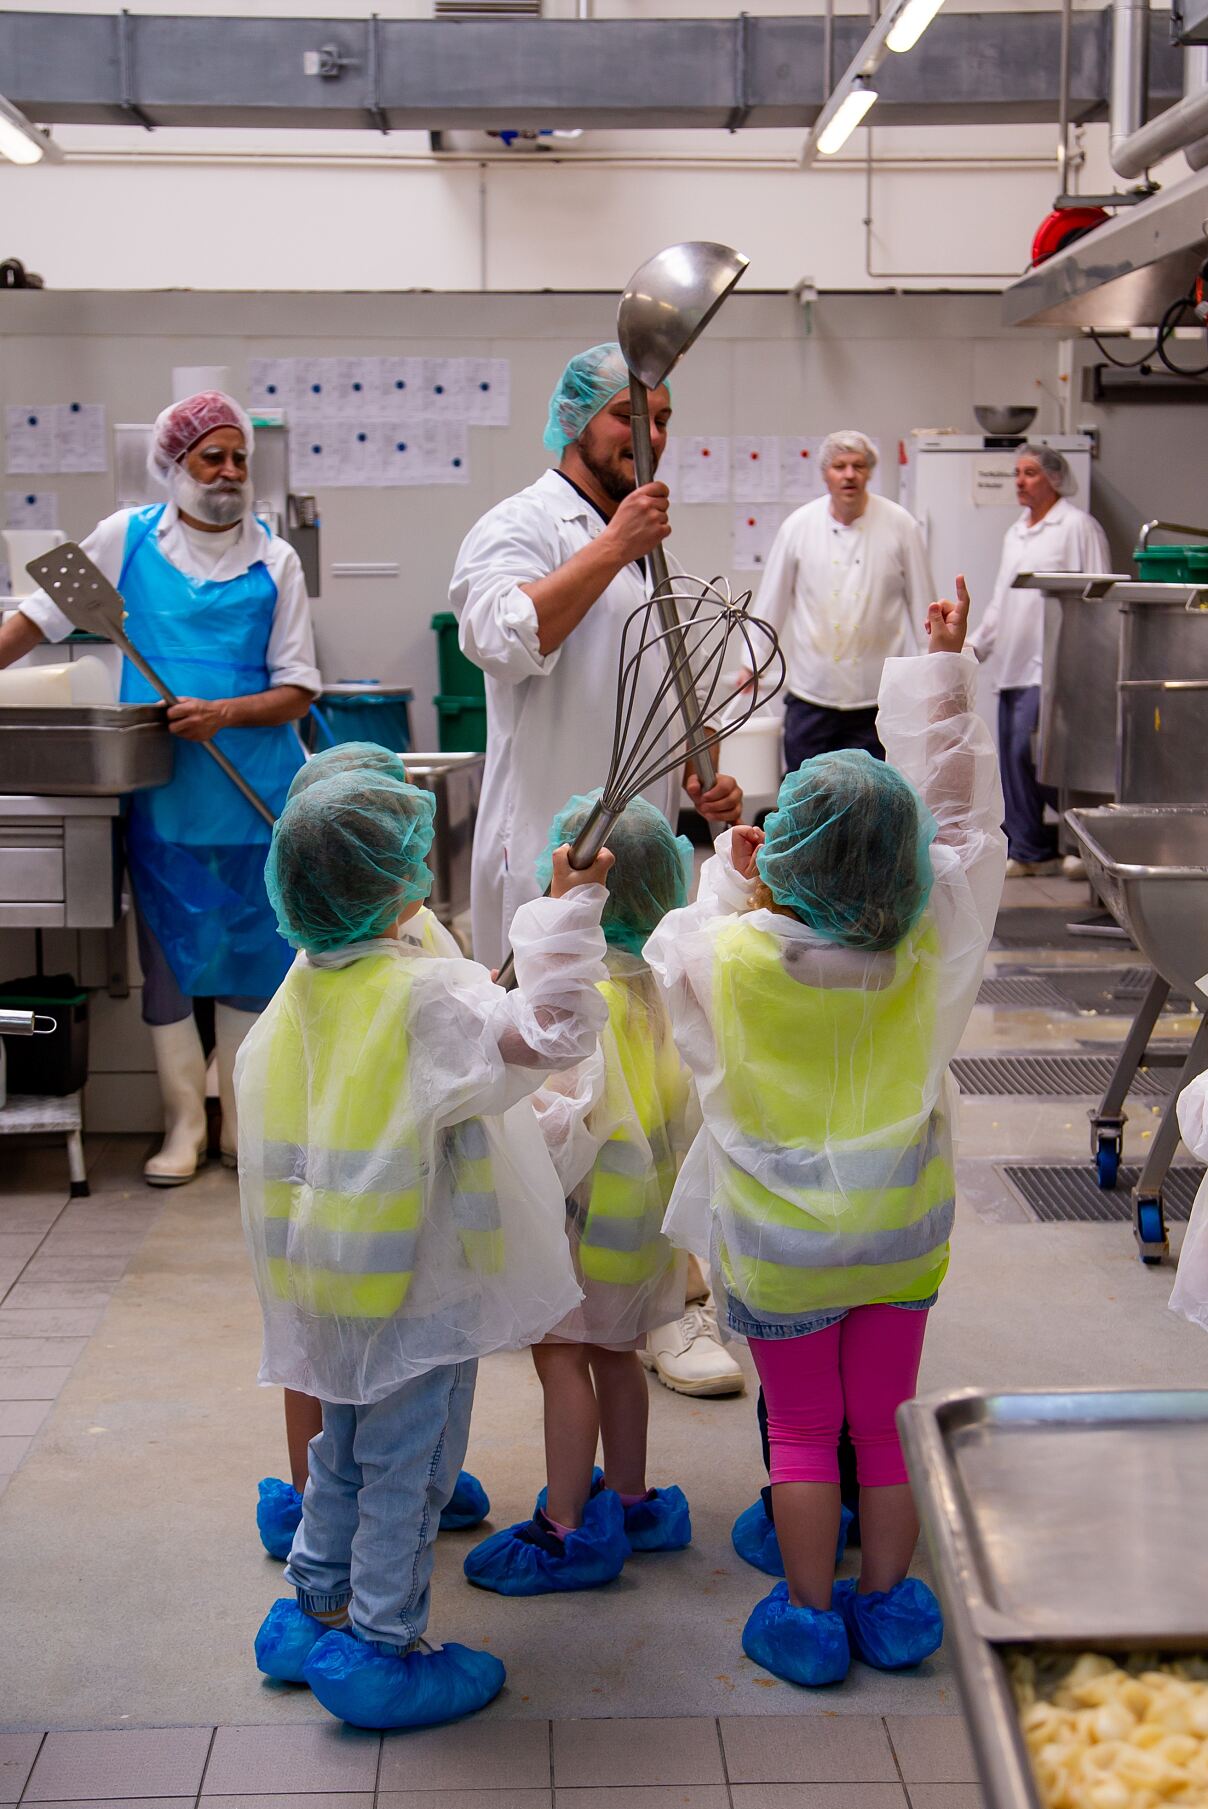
720 1717 898 1784
731 1789 907 1809
906 1789 985 1809
28 1800 193 1809
381 1795 550 1809
21 1255 130 1284
0 1366 72 1399
0 1205 63 1237
0 1397 51 1434
555 1790 730 1809
0 1232 45 1260
0 1434 32 1473
202 1725 380 1795
379 1720 550 1791
0 1308 103 1336
552 1722 724 1790
884 1719 977 1783
0 1285 113 1311
0 1337 88 1366
204 1798 374 1809
0 1732 42 1804
24 1729 213 1801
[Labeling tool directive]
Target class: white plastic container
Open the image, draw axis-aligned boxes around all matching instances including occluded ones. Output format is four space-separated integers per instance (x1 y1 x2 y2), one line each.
721 713 783 809
0 655 115 708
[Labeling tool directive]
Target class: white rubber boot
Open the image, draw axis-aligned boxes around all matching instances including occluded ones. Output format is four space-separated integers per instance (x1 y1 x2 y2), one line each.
215 1003 259 1169
144 1017 208 1187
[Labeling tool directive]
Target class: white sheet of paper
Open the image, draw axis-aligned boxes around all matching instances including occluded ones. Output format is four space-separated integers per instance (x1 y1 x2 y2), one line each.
379 357 425 419
55 404 107 473
330 358 380 421
421 358 470 423
656 436 680 502
293 359 342 420
288 418 339 489
732 504 787 573
5 407 57 475
248 359 298 412
679 435 731 505
464 357 510 428
779 436 823 503
327 420 386 487
5 489 59 529
425 421 471 484
379 422 424 487
733 436 781 503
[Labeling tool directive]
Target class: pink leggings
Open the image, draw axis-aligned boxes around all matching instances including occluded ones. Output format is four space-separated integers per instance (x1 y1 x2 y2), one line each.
748 1305 929 1488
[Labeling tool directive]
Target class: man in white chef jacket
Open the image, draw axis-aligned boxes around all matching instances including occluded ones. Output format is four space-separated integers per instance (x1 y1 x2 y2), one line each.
744 430 935 765
451 341 745 1398
969 443 1110 876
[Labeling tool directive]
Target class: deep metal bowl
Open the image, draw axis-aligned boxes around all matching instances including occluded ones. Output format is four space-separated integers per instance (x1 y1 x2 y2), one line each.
973 404 1037 437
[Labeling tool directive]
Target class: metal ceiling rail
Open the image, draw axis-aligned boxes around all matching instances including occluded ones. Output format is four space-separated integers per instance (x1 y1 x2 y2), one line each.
0 9 1183 134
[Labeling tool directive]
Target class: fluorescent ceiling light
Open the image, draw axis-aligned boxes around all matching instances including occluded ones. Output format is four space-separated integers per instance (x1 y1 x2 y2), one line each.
816 82 878 156
887 0 947 53
0 94 62 166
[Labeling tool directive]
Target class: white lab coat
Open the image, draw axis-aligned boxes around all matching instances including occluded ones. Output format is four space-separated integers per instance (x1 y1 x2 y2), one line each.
969 499 1110 692
754 494 935 710
451 467 683 969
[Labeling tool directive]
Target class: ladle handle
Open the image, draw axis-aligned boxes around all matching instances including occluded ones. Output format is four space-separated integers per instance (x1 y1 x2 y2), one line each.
628 374 718 798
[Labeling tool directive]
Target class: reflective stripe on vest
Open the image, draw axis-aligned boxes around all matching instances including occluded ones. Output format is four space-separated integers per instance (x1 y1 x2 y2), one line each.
713 917 951 1316
445 1118 504 1275
262 955 426 1320
581 975 685 1287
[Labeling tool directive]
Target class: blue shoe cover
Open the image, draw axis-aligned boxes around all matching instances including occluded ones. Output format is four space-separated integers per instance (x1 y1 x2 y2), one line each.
463 1486 629 1595
257 1477 303 1560
623 1485 692 1552
254 1598 326 1683
731 1500 854 1577
304 1630 505 1730
742 1581 850 1687
834 1576 944 1670
440 1469 490 1531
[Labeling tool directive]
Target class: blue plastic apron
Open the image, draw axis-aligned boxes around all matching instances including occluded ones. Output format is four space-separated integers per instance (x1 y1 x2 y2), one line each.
119 505 304 999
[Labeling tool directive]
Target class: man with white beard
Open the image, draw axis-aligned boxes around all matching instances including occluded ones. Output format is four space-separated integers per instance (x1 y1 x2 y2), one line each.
0 391 318 1186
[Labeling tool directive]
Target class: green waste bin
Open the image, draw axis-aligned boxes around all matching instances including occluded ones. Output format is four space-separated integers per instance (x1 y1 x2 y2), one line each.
1134 544 1208 583
435 693 487 754
431 612 485 700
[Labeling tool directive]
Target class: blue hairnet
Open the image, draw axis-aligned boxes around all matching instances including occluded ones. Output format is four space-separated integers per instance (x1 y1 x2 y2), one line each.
535 790 693 956
543 343 632 454
266 770 435 954
286 741 409 804
756 751 937 953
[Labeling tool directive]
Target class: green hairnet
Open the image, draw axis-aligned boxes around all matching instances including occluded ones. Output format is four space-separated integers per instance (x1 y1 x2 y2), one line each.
756 751 937 953
535 790 693 956
286 741 409 804
266 770 435 954
544 343 662 454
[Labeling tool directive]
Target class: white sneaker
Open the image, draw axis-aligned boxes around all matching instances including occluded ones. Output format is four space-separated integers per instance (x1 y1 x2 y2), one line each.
641 1303 746 1398
1005 857 1063 878
1062 855 1087 880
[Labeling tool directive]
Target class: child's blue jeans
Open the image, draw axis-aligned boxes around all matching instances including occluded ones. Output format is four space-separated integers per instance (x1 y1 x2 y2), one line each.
284 1359 477 1651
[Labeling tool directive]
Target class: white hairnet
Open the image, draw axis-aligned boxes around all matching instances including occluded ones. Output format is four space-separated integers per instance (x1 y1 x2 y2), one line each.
148 390 254 487
818 430 878 475
1018 443 1077 498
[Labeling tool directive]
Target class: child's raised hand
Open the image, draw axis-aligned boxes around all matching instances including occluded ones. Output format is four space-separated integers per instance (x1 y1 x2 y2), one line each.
730 823 765 880
549 842 615 898
925 575 970 654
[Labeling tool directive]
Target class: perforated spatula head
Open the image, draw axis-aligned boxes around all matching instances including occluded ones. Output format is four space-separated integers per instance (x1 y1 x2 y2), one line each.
24 542 127 642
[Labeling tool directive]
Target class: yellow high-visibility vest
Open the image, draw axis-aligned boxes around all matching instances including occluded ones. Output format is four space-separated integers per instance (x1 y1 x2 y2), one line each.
261 955 427 1319
712 916 953 1316
580 975 687 1287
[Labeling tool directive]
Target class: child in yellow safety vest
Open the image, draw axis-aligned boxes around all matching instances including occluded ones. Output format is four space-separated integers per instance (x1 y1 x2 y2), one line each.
237 761 614 1729
645 579 1006 1688
251 743 493 1564
464 793 698 1596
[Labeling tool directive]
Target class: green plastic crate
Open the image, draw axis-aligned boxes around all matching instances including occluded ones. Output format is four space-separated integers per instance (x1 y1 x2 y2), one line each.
435 693 487 754
1134 544 1208 583
431 611 485 700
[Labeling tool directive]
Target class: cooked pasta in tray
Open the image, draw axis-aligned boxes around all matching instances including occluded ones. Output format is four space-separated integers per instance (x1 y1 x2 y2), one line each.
1010 1651 1208 1809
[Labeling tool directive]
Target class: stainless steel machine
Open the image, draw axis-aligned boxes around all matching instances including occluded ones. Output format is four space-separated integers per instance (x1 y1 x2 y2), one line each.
404 751 483 936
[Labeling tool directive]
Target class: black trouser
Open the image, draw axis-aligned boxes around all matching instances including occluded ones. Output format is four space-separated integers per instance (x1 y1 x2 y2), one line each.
784 694 885 771
757 1387 861 1540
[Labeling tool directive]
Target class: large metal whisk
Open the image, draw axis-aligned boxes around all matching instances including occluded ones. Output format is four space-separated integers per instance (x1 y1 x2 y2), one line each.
496 576 784 987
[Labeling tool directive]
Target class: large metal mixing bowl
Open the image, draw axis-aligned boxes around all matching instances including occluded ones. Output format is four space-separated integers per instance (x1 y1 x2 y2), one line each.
973 404 1037 437
1067 805 1208 1002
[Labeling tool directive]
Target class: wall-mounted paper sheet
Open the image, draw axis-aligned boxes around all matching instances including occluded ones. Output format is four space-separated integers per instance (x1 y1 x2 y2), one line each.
5 407 57 475
379 357 425 420
733 436 781 504
5 490 59 529
465 358 510 428
779 436 823 504
679 435 731 505
732 503 787 573
248 359 298 412
55 403 107 473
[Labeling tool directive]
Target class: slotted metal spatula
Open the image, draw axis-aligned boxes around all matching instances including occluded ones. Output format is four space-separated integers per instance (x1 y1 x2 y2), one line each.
25 541 276 827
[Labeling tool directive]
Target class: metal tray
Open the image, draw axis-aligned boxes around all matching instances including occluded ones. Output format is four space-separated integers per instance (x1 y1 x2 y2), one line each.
0 704 173 795
900 1388 1208 1809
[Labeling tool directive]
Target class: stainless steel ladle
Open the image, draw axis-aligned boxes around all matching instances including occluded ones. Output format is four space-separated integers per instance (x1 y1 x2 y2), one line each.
617 241 749 796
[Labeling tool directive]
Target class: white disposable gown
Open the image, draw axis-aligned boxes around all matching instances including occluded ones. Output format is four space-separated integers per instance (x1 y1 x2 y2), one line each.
1171 1074 1208 1332
237 888 609 1404
451 468 684 970
644 651 1007 1317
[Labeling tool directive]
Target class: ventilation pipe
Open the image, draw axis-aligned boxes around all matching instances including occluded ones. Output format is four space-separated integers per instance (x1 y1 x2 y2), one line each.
1182 46 1208 171
1110 1 1208 177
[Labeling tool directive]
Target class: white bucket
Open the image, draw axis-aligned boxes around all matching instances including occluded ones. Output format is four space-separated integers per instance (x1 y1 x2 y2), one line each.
721 714 783 809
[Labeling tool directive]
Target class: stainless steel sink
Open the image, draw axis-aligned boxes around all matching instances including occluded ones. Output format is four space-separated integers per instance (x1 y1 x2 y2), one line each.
1067 805 1208 1002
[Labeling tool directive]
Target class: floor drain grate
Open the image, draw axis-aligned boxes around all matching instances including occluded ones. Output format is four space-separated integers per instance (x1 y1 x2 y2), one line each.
1001 1163 1202 1223
952 1053 1173 1098
992 907 1128 950
978 976 1071 1009
977 967 1189 1016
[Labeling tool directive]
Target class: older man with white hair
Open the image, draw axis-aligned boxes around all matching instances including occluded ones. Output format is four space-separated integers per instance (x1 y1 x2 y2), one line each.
745 429 935 766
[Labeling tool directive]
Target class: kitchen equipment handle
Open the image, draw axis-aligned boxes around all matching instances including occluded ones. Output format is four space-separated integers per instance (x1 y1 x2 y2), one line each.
0 1009 58 1036
1138 519 1208 552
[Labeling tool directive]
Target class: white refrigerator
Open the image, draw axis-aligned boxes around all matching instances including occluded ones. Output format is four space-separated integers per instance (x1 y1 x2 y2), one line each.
898 432 1095 739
